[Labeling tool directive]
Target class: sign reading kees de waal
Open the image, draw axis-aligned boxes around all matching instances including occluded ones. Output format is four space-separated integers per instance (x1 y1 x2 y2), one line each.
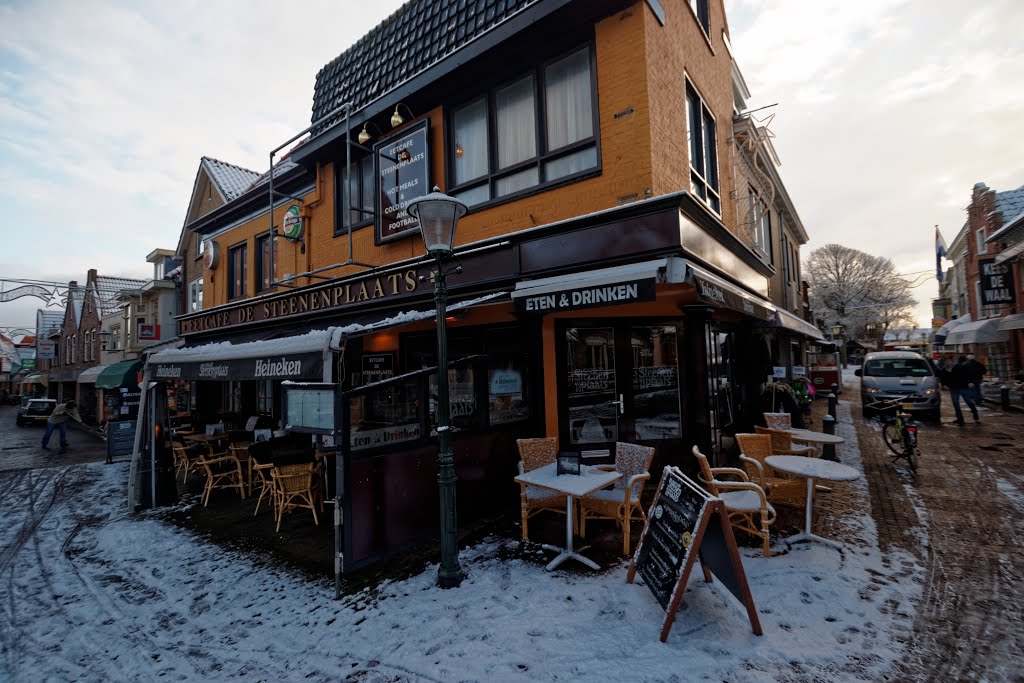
979 258 1015 305
375 120 429 245
152 353 324 382
516 278 656 314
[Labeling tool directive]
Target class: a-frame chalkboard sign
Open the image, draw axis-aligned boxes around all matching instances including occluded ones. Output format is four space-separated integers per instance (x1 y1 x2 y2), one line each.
627 466 762 642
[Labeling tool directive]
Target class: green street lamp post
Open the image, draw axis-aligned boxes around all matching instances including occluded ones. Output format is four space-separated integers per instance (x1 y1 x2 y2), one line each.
407 186 467 589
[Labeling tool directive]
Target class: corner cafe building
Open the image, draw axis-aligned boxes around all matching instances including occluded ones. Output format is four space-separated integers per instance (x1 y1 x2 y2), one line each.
141 192 782 572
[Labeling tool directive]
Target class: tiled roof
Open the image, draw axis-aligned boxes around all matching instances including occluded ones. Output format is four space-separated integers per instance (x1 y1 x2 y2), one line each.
202 157 262 202
311 0 541 130
994 185 1024 225
242 158 300 194
37 310 63 338
94 276 147 317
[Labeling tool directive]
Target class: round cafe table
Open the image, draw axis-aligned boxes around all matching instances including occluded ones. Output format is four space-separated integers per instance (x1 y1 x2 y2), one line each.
764 455 860 550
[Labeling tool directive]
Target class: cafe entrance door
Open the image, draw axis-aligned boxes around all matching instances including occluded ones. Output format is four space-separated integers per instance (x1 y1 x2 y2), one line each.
557 321 684 462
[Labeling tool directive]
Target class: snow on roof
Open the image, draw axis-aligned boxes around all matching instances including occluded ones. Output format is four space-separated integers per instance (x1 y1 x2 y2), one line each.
94 275 147 316
202 157 262 202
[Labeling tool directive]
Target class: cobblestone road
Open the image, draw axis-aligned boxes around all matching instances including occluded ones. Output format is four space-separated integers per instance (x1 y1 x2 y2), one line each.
0 406 111 472
846 379 1024 682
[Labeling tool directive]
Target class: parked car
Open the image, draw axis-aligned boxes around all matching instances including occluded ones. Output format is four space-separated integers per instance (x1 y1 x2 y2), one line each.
856 351 941 420
16 398 57 427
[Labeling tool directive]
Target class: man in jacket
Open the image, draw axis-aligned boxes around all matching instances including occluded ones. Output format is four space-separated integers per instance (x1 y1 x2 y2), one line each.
963 354 987 404
944 357 980 425
42 399 83 450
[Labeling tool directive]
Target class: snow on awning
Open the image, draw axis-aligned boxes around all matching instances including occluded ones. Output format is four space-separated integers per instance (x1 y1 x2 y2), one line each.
944 318 1008 345
771 308 826 339
77 365 110 384
933 314 971 344
998 313 1024 331
994 240 1024 265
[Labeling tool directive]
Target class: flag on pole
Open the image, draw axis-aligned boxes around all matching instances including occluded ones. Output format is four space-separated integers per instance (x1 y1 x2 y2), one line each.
935 226 947 282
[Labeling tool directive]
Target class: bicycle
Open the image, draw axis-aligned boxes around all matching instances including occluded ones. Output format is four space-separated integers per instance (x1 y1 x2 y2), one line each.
865 396 920 474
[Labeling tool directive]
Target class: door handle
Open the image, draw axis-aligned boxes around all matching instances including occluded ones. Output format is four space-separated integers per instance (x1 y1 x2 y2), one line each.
611 393 624 415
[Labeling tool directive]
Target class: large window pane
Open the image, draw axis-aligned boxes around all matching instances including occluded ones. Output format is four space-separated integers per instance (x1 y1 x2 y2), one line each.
495 167 539 198
703 111 718 189
453 99 489 184
496 75 536 169
544 146 597 182
545 47 593 150
489 359 529 426
350 379 421 451
361 155 374 214
631 326 681 440
566 327 618 445
454 184 490 207
687 89 702 172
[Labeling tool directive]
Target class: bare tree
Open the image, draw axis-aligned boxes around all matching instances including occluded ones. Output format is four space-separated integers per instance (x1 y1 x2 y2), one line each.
805 244 917 349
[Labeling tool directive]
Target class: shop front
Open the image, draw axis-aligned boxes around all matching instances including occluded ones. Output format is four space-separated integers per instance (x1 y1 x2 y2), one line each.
76 364 108 424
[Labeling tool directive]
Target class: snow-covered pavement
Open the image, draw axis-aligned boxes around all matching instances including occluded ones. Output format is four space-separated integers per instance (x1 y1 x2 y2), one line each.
0 405 925 682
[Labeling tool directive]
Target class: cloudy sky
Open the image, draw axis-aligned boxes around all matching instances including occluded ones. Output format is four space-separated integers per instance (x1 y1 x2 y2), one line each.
1 0 1022 334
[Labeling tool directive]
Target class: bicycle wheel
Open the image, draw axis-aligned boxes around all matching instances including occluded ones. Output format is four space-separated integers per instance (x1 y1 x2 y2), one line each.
905 445 918 473
882 420 906 456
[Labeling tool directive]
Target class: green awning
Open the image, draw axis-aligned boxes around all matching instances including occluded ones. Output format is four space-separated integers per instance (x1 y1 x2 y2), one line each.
96 359 144 389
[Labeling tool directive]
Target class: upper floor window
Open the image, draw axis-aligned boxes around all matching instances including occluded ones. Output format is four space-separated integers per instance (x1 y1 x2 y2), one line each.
334 155 375 233
228 243 247 300
256 230 278 293
188 278 203 313
688 0 710 37
448 44 598 208
110 326 121 351
976 228 987 254
686 81 720 214
196 235 204 260
749 186 771 259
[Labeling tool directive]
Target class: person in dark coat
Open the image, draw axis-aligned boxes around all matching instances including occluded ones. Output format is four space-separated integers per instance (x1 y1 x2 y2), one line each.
963 354 986 403
944 356 980 425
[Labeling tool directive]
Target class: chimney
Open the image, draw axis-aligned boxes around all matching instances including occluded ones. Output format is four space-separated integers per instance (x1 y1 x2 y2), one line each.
88 268 98 282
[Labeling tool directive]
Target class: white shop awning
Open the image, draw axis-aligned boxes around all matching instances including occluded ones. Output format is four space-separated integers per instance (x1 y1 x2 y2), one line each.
998 313 1024 331
944 318 1008 345
933 314 971 344
77 364 110 384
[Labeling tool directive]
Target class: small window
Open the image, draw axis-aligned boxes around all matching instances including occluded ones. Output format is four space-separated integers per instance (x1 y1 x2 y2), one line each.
976 228 987 255
257 379 274 414
749 186 771 259
228 243 247 299
334 155 375 233
196 236 204 259
686 81 720 214
688 0 710 37
256 230 278 293
188 278 203 313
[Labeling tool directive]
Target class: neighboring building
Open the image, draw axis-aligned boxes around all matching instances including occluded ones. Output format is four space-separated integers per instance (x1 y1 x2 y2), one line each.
143 0 819 569
935 182 1024 379
33 309 64 398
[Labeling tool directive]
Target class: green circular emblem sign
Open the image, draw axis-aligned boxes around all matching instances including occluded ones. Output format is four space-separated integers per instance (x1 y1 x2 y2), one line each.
282 205 303 241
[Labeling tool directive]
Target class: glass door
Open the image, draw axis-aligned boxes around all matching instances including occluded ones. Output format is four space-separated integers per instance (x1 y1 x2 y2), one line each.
629 325 682 443
565 327 620 455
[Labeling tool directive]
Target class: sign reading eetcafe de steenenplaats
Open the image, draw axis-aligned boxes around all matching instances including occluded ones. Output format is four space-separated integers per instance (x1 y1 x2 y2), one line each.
516 278 656 314
178 268 425 335
152 352 324 382
627 467 761 642
375 120 429 245
979 258 1015 305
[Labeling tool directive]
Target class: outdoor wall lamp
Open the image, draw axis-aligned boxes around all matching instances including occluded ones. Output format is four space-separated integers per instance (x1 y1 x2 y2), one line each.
407 186 469 589
98 330 113 351
357 120 383 145
390 102 414 128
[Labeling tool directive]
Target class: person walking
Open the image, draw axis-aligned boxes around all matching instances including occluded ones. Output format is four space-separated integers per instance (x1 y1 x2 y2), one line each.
963 354 987 404
943 357 980 425
42 399 83 451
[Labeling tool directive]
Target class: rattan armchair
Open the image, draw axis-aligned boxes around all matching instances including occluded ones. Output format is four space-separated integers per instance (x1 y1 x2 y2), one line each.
516 437 564 541
755 425 817 457
271 461 321 532
579 442 655 555
763 412 792 430
691 445 775 558
172 442 204 483
195 451 247 507
735 433 806 507
249 452 276 516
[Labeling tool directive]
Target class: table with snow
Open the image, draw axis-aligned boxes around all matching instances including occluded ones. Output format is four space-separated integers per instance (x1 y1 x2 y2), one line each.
764 455 860 550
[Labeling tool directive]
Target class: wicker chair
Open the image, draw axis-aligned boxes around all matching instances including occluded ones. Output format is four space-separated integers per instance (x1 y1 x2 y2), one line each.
271 462 321 532
228 442 252 493
516 437 564 541
249 452 276 516
755 425 817 457
195 451 247 507
172 442 204 483
579 442 656 555
763 412 792 430
691 445 775 558
735 433 806 507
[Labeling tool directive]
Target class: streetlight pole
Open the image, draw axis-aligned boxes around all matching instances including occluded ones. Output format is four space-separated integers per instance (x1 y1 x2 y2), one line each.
408 186 467 589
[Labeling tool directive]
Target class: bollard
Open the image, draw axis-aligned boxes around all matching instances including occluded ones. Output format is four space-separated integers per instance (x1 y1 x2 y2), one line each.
827 392 837 419
1002 385 1011 411
821 414 837 461
831 382 839 397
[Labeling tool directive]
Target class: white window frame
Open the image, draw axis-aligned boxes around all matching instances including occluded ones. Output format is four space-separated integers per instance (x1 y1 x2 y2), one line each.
196 236 205 259
684 77 721 215
188 278 203 313
976 228 987 254
687 0 710 38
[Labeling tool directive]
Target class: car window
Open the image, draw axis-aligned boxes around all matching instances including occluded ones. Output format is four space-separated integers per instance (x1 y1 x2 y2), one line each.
863 359 932 378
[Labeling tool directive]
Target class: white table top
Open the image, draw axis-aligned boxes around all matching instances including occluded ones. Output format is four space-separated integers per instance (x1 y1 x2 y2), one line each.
790 429 845 445
765 455 860 481
515 463 621 498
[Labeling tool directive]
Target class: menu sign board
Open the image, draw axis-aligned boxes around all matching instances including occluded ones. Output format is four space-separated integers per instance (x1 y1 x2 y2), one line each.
375 120 430 245
283 383 336 435
627 467 762 642
361 353 395 385
107 419 137 461
979 258 1015 305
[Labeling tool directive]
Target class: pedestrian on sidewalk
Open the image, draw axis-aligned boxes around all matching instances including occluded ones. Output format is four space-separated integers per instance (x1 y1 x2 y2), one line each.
943 356 980 425
963 354 987 404
42 400 83 450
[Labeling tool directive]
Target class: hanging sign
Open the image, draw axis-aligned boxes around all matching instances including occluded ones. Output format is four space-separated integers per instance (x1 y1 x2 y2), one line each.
282 205 304 241
38 341 56 359
151 352 325 382
375 119 430 245
627 467 761 642
515 278 656 314
202 240 220 270
361 353 395 385
979 258 1015 305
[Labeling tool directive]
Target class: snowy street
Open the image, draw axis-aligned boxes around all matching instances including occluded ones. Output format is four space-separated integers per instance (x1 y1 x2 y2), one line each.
14 392 1017 681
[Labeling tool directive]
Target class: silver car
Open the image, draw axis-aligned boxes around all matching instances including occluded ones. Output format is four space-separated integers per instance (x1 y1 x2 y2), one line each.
857 351 941 420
